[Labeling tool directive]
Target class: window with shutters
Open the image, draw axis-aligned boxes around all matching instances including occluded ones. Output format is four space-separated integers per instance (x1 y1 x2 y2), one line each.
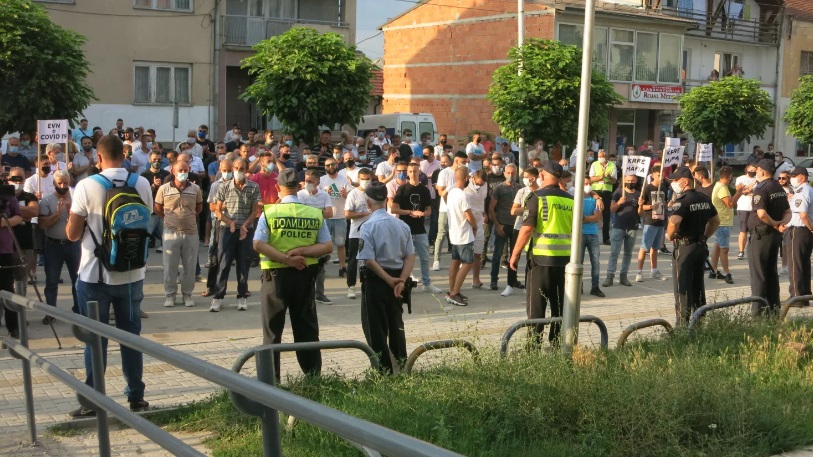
134 0 193 12
133 63 191 105
802 51 813 77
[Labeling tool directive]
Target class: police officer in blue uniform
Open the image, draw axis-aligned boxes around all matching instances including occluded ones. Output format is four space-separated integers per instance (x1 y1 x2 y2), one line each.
666 166 720 325
786 166 813 307
356 182 416 373
747 159 791 315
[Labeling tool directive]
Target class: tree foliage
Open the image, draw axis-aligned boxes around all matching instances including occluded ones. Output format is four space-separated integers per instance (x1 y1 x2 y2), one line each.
487 39 622 146
676 77 774 149
241 28 376 144
0 0 95 134
784 75 813 145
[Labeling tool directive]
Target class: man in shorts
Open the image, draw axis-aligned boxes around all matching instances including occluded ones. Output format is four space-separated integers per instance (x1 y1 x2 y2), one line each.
445 167 478 306
733 163 757 260
465 170 488 288
709 166 735 283
635 166 668 282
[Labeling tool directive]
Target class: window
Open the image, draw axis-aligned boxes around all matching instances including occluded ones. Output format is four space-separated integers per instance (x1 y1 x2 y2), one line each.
802 51 813 76
555 24 608 77
714 52 741 76
635 32 658 82
609 29 635 82
659 34 682 83
133 63 191 105
134 0 192 12
400 121 416 137
419 122 434 142
616 109 635 150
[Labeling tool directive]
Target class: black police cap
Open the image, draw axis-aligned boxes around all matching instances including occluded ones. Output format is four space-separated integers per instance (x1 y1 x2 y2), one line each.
671 166 693 181
365 182 388 201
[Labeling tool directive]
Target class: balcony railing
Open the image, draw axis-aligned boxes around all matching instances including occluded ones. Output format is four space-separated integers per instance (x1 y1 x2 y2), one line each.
656 6 780 45
222 15 350 47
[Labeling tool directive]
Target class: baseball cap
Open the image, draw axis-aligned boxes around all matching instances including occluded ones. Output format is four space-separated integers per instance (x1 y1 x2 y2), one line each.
541 161 563 178
671 166 693 180
755 159 775 174
790 166 808 177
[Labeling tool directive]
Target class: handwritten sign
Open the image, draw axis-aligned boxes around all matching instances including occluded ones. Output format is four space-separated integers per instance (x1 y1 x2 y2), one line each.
37 119 69 144
663 137 683 168
622 155 652 178
697 143 714 162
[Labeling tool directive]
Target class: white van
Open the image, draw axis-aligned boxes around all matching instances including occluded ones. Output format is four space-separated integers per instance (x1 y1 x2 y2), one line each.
355 113 438 143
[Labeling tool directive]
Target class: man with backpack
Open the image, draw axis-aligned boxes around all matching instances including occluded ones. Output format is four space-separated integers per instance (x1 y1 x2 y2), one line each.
66 134 153 418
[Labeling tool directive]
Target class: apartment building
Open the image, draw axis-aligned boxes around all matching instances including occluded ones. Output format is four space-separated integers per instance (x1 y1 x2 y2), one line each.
776 0 813 158
36 0 355 141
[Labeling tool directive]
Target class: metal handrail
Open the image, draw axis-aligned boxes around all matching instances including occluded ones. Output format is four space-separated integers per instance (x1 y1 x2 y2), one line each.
778 295 813 322
0 291 462 457
616 319 674 348
403 339 479 375
687 296 769 335
500 316 609 354
656 6 780 45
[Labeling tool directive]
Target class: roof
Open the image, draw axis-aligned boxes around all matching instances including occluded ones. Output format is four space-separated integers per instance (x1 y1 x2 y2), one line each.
786 0 813 21
371 68 383 97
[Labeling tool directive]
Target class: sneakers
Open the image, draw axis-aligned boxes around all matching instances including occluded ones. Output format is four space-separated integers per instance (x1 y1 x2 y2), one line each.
445 293 469 307
183 296 196 307
635 273 644 282
471 282 484 289
737 251 744 260
723 273 734 284
500 260 509 269
650 271 666 281
195 275 203 282
164 296 176 308
332 258 340 264
155 248 162 254
432 261 440 271
315 295 334 305
490 282 498 291
500 285 514 297
68 407 96 419
237 298 248 311
619 274 632 287
589 287 606 298
422 284 442 293
209 299 222 312
338 267 346 278
779 266 788 276
129 399 150 412
659 246 671 255
510 283 525 290
602 274 614 287
347 287 357 299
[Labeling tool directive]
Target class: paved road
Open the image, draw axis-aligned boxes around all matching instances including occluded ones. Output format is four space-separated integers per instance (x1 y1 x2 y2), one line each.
0 239 807 455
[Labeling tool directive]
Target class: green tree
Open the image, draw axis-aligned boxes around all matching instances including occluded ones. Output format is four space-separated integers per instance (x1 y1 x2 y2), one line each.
241 28 376 144
487 39 622 146
0 0 95 134
784 75 813 145
676 77 774 150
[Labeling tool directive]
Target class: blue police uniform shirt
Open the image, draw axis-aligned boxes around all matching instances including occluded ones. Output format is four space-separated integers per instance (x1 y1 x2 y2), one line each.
356 208 415 270
254 195 331 244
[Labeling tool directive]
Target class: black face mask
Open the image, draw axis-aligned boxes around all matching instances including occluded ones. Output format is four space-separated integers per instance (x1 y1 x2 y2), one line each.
625 183 636 189
306 165 318 170
55 187 69 195
344 160 355 168
282 153 291 160
747 171 756 178
41 166 51 174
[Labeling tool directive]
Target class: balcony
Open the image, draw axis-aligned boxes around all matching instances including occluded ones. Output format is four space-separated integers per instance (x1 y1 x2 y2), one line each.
655 5 781 45
222 15 351 48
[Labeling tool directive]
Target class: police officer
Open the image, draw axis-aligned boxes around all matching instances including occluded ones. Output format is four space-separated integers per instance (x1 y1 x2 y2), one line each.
252 168 333 379
785 166 812 307
747 159 791 315
356 182 416 373
666 166 720 325
509 161 573 345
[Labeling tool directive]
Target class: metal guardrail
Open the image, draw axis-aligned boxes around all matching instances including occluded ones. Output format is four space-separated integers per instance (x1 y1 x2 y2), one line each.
779 295 813 322
403 339 479 375
0 291 463 457
617 319 674 348
687 296 769 335
500 316 609 354
222 15 351 47
656 6 780 45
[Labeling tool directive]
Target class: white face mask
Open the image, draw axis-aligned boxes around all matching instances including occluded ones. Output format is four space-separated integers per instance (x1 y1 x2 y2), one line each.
523 177 533 187
671 182 684 194
791 177 803 188
305 182 317 193
584 185 592 194
359 179 372 189
598 157 607 164
491 165 502 174
233 170 245 182
14 183 24 193
537 177 544 187
221 171 233 181
176 172 189 182
187 137 196 144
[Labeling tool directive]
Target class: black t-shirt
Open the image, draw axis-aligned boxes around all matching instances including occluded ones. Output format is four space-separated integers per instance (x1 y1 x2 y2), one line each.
697 183 714 200
397 144 413 162
671 189 717 238
641 183 666 227
142 169 172 199
748 179 789 229
13 191 37 249
611 188 640 230
394 182 431 234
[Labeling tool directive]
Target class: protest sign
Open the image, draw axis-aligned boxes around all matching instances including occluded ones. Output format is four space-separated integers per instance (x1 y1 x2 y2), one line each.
663 137 683 168
37 119 68 144
622 155 652 178
698 143 714 162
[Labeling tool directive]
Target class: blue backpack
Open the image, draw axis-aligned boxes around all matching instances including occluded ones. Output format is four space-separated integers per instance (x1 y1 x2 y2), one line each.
88 173 151 282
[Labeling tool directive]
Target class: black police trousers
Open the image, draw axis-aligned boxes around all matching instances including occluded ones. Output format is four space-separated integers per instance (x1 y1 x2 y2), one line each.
526 259 565 345
788 227 813 306
360 269 407 374
673 242 707 325
261 266 322 380
748 228 782 315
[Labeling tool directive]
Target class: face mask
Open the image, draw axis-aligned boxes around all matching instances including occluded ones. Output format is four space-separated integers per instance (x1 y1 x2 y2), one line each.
345 160 355 168
305 183 318 193
747 171 756 178
405 135 413 142
377 132 385 139
233 171 245 182
475 138 481 144
587 156 595 163
222 171 233 181
598 158 607 164
8 146 18 154
285 140 293 147
306 165 317 170
584 185 593 194
265 140 274 146
82 144 93 152
440 139 447 145
397 172 408 181
333 153 341 160
197 131 207 139
360 179 371 189
625 182 635 190
176 172 189 182
469 182 480 191
265 163 276 173
359 154 367 161
21 140 30 147
56 153 65 162
282 153 290 160
151 161 161 169
440 164 448 170
217 154 226 162
671 182 684 194
791 177 803 188
537 177 544 187
42 166 51 174
145 142 152 149
462 163 471 170
505 174 515 183
14 183 24 193
523 177 533 187
492 165 502 174
383 150 390 158
55 187 69 195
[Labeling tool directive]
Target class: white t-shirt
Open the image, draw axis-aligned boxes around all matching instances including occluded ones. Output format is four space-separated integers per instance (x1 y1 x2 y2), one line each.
131 148 151 174
344 188 371 239
446 187 474 245
340 167 361 185
71 168 154 285
735 175 756 211
513 186 535 230
464 181 487 215
24 173 55 197
465 142 485 171
297 189 332 211
124 140 143 154
436 167 456 212
375 161 393 179
528 148 549 163
208 180 223 204
319 174 351 219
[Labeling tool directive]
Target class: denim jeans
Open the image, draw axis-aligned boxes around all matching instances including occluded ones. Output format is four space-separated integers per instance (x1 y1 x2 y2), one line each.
580 234 601 288
76 279 145 401
607 228 638 276
43 238 80 313
412 233 431 285
214 225 252 299
491 223 517 286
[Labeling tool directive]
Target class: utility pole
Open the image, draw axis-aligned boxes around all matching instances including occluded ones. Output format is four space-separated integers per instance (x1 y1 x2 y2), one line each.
517 0 526 171
561 0 596 358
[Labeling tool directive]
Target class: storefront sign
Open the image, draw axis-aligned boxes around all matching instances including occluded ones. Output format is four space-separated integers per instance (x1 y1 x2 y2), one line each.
630 84 683 103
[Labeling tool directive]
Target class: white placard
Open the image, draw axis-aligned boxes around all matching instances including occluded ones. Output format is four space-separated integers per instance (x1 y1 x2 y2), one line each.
37 119 69 144
697 143 713 162
663 137 683 168
622 155 652 178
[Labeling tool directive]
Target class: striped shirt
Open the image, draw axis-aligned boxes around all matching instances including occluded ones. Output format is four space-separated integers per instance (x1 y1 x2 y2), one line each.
215 179 261 228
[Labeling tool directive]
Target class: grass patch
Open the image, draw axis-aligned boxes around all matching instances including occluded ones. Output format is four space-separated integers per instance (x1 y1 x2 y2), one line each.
152 315 813 456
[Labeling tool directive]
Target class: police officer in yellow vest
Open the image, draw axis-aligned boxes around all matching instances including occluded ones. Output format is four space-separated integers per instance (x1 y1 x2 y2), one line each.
510 161 574 345
588 149 617 244
253 168 333 379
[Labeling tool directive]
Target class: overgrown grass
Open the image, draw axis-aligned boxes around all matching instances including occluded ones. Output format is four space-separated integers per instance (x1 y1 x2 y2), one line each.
150 315 813 456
